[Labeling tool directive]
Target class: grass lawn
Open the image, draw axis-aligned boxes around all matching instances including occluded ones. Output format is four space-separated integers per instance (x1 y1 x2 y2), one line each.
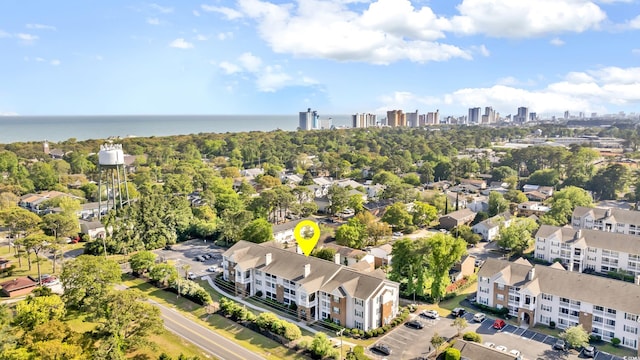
123 276 309 360
0 244 56 281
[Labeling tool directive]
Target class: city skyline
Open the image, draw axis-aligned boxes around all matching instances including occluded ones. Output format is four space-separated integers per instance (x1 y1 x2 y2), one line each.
0 1 639 116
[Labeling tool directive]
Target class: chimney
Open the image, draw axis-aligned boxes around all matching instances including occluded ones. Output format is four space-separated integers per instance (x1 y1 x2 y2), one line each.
304 264 311 278
606 208 612 217
528 267 536 281
334 252 341 265
265 253 272 266
575 229 582 240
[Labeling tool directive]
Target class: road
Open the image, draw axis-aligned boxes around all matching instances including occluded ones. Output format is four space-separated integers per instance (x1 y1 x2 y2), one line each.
153 300 266 360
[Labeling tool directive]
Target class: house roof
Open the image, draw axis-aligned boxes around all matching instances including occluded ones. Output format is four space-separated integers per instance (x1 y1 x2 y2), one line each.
324 243 367 259
440 208 476 221
223 240 398 300
271 217 316 234
475 212 511 230
0 277 37 292
573 206 640 225
535 225 640 256
79 220 105 231
313 177 333 186
452 340 518 360
0 258 9 265
479 257 640 315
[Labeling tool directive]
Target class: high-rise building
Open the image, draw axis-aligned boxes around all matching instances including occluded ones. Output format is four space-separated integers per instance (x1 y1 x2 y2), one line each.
483 107 496 124
564 110 570 120
387 110 406 127
468 107 481 124
419 110 440 126
529 112 537 121
515 107 529 123
319 118 332 130
352 113 377 128
406 110 419 127
299 108 319 130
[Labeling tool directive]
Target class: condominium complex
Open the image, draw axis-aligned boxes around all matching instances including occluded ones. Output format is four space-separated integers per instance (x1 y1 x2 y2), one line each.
222 241 400 331
514 107 529 123
572 206 640 235
386 110 406 127
468 107 481 124
477 258 640 352
352 113 377 128
299 108 320 130
419 110 440 126
405 110 419 128
534 225 640 275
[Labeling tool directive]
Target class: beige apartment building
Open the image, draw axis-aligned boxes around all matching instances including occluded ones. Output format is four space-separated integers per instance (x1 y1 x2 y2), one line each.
222 241 400 331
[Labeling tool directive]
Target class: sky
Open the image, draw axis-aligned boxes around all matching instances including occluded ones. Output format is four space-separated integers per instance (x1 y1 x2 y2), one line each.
0 0 639 117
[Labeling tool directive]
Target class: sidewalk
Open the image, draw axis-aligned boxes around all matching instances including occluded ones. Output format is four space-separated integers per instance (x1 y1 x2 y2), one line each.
201 275 357 347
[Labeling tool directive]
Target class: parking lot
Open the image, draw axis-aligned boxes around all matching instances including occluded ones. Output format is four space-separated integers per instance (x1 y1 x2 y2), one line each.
368 309 626 360
153 239 225 278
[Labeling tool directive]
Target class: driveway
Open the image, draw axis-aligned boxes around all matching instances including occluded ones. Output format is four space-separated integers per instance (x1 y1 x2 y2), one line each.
153 239 225 278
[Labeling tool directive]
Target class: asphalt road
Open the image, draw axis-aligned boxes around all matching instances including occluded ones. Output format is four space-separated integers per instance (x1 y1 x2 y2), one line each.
154 300 265 360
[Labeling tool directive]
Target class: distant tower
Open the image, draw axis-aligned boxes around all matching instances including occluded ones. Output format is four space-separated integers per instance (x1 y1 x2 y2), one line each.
97 143 130 219
43 140 50 155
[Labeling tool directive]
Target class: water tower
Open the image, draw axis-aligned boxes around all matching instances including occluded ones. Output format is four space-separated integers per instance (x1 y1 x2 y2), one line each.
98 143 130 219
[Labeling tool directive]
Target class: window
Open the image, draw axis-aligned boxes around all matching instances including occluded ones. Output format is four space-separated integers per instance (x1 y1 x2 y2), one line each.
354 321 363 330
333 307 340 314
560 307 569 315
255 279 262 286
594 316 603 323
624 325 638 334
594 305 604 312
355 310 363 318
333 295 340 302
497 294 504 301
539 315 551 324
542 293 553 301
606 319 616 326
623 337 638 348
626 313 638 321
607 308 617 315
541 304 552 312
560 297 570 304
354 298 364 306
255 270 262 276
497 284 505 290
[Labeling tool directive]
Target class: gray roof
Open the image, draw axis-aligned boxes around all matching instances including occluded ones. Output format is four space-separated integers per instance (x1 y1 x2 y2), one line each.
223 240 397 300
271 217 315 234
441 208 476 221
535 225 640 256
479 257 640 315
574 206 640 225
452 340 517 360
476 211 511 230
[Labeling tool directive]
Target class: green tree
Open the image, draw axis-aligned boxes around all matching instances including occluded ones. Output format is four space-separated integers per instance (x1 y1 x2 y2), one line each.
312 248 337 261
497 217 538 256
327 184 349 215
61 255 122 312
308 332 338 359
149 263 178 287
29 162 58 191
503 189 528 204
335 219 367 249
13 295 66 330
129 251 157 276
371 170 401 186
219 209 253 245
527 169 560 187
411 201 438 228
560 324 589 349
444 347 461 360
381 203 413 232
242 218 273 243
426 234 467 301
451 316 468 337
541 186 592 225
452 224 481 245
588 163 629 200
488 191 509 217
430 332 445 358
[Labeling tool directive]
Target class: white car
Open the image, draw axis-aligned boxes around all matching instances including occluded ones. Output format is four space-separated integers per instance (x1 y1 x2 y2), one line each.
206 266 218 272
187 272 197 280
422 309 440 319
473 312 486 322
495 345 508 352
509 349 521 357
483 342 495 348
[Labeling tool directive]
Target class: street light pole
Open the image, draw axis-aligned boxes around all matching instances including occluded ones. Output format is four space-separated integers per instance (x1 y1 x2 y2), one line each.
336 328 345 360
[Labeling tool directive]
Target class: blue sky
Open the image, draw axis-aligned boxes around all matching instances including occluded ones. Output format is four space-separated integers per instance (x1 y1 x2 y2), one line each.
0 0 639 117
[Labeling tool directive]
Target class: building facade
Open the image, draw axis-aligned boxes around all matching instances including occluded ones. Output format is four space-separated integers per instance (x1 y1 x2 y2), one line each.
299 108 319 130
478 258 640 352
352 113 377 128
534 225 640 275
223 241 400 331
572 206 640 236
386 110 406 127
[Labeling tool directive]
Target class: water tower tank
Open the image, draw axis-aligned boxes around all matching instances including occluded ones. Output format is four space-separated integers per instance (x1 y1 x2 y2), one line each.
98 144 125 166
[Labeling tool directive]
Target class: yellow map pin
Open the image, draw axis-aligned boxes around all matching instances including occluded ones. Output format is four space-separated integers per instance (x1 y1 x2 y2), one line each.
294 220 321 257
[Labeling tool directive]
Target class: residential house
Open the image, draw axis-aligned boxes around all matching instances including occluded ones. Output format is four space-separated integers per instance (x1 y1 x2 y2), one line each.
335 179 363 190
313 177 333 187
282 174 303 184
222 240 400 331
477 257 640 353
241 168 264 180
467 195 489 213
79 220 107 240
0 277 38 298
368 244 393 268
306 184 330 198
534 225 640 275
572 206 640 235
517 202 550 217
0 258 10 270
524 190 550 202
449 255 475 282
19 191 84 215
445 191 468 210
439 208 476 230
346 189 367 203
472 212 512 241
323 243 374 268
365 184 385 200
272 217 316 244
52 201 110 220
452 340 519 360
459 178 487 190
522 184 554 196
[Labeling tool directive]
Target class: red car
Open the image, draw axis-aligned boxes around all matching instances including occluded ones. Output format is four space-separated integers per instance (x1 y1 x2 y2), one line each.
493 319 506 330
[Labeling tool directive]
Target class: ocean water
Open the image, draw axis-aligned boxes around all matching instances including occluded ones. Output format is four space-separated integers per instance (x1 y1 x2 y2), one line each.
0 114 353 144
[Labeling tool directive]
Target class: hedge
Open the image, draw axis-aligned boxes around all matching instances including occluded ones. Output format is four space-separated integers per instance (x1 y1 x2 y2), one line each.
219 297 301 341
462 332 482 343
444 348 461 360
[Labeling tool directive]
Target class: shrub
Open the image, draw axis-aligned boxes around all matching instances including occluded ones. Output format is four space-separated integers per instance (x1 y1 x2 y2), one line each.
462 332 482 343
444 347 461 360
255 290 263 297
589 334 602 343
612 337 621 347
549 321 556 329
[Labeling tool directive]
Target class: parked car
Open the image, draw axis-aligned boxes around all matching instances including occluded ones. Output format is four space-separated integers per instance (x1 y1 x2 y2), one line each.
372 344 392 356
473 313 486 322
164 245 173 250
422 309 440 319
495 345 507 352
492 319 506 330
474 259 484 267
553 339 567 351
509 349 521 357
468 295 477 303
194 256 204 262
452 308 466 317
483 342 495 348
405 320 424 329
187 272 197 280
202 254 211 259
206 266 218 272
392 232 403 237
582 345 597 358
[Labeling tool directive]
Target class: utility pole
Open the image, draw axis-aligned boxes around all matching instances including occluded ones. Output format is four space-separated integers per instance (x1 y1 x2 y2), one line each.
336 328 345 360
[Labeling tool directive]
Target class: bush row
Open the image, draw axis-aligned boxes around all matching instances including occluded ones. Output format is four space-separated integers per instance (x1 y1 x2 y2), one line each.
473 303 509 317
169 278 212 305
218 297 302 341
462 332 482 343
337 307 410 339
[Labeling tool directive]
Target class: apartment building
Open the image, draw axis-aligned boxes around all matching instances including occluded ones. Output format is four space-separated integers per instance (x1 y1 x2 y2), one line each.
534 225 640 275
222 240 400 331
478 258 640 352
572 206 640 236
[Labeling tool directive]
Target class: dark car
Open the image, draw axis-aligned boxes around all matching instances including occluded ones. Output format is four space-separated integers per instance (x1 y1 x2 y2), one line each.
164 245 173 250
582 345 597 358
405 320 424 329
553 339 567 351
371 344 392 356
452 308 466 317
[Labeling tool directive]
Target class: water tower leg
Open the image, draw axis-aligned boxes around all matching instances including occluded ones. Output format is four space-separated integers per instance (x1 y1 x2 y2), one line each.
116 165 123 209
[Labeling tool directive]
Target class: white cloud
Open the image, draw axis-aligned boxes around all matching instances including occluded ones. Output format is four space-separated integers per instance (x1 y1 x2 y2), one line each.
16 33 38 42
169 38 194 49
378 66 640 114
629 15 640 29
201 5 244 19
550 37 565 46
217 52 317 91
35 57 45 62
50 59 61 66
150 3 173 13
451 0 606 38
217 32 233 40
470 44 490 56
26 23 56 30
147 17 160 25
195 34 208 41
193 10 201 16
0 30 10 38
